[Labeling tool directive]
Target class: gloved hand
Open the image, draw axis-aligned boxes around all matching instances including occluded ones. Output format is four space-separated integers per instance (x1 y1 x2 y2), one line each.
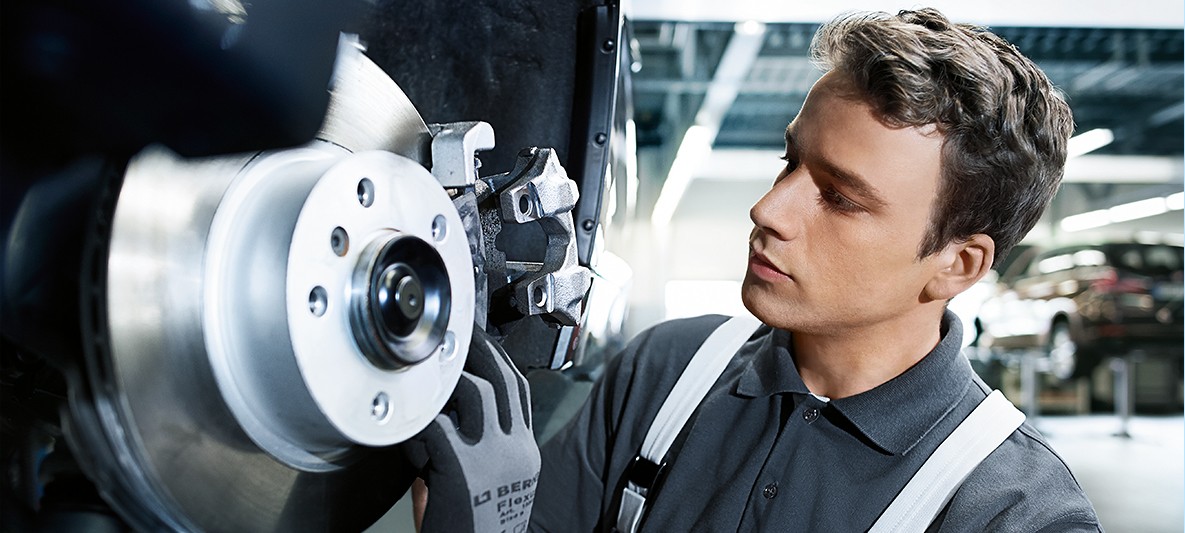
404 326 541 533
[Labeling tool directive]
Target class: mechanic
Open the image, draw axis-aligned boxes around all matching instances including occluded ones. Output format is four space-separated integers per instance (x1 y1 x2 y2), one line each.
410 7 1100 532
528 8 1100 532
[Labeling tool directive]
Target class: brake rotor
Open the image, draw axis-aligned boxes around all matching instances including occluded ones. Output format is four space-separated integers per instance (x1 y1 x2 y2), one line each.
68 37 474 531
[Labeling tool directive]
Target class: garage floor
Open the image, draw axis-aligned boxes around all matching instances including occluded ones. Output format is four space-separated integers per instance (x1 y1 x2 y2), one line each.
1038 414 1184 533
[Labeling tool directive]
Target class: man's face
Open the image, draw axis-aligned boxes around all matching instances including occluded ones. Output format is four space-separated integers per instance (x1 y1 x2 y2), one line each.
741 71 947 334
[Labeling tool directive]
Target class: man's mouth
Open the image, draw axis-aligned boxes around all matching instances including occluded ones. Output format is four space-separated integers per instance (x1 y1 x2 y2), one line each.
748 248 791 281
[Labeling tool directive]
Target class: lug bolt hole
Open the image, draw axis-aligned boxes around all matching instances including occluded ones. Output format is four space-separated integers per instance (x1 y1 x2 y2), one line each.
330 226 349 256
357 178 375 208
533 286 547 308
518 194 530 215
371 392 391 422
440 331 457 362
308 286 328 317
431 215 447 242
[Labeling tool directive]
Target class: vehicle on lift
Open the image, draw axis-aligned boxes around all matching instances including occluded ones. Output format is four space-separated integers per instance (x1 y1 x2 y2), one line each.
978 240 1184 384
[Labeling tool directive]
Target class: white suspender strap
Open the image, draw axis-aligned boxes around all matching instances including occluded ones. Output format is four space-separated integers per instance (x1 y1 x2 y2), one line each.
639 314 763 463
869 390 1025 533
616 314 763 533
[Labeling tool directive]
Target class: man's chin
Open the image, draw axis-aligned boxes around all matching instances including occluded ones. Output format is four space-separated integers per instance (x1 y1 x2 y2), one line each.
740 281 778 323
742 280 813 332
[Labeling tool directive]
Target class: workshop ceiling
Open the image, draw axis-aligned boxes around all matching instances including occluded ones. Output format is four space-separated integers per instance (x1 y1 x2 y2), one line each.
631 23 1183 154
624 11 1184 241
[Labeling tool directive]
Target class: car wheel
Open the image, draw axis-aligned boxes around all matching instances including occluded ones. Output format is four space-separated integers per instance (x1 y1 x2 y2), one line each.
1047 321 1077 381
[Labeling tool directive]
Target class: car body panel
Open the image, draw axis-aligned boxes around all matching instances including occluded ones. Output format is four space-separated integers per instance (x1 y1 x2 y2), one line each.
977 241 1184 379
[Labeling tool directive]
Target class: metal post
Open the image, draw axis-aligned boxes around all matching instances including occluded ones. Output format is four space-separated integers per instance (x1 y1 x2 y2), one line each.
1110 356 1133 438
1020 351 1040 421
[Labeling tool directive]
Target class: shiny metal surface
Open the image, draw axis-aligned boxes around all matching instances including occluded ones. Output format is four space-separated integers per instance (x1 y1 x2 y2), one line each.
428 121 495 187
288 150 472 446
73 37 468 530
101 147 406 531
201 144 353 470
350 235 452 368
319 35 431 162
494 148 591 326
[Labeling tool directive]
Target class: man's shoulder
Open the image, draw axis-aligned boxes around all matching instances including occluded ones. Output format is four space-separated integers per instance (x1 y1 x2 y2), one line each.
640 314 733 344
595 315 740 430
613 314 733 376
940 400 1100 531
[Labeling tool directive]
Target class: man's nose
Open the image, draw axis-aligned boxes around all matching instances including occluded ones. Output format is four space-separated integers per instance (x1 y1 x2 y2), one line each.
750 171 808 241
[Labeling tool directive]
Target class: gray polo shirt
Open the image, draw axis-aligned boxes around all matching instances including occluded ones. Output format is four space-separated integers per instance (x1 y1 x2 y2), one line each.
530 311 1100 532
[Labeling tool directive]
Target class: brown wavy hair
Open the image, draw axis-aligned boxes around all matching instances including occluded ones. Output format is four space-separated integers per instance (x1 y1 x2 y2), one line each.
811 8 1075 264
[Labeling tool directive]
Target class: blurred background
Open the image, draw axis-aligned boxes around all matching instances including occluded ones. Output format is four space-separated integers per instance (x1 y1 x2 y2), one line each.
546 1 1184 532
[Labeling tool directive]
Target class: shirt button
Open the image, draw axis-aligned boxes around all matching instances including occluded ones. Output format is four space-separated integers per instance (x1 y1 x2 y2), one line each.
763 482 778 499
803 407 820 423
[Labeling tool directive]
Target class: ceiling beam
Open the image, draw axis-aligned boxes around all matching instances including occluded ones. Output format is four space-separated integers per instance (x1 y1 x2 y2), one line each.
651 23 767 226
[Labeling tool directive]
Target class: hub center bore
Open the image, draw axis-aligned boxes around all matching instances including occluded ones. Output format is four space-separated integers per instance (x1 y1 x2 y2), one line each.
351 233 451 368
376 263 424 336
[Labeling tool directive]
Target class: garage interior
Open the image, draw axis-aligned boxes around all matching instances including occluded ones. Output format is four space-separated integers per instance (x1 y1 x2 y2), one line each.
594 3 1184 532
2 1 1181 531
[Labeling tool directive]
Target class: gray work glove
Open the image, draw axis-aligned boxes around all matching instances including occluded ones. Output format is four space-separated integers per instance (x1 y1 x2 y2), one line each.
404 326 541 533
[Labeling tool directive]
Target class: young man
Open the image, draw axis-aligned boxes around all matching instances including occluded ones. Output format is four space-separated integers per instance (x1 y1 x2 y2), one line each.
529 8 1099 532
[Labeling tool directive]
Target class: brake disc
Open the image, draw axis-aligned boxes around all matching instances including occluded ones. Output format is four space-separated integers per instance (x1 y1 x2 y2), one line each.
68 37 474 531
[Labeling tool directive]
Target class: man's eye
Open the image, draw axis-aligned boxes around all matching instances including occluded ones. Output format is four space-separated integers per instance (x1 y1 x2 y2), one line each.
820 187 861 213
773 155 798 184
777 155 799 179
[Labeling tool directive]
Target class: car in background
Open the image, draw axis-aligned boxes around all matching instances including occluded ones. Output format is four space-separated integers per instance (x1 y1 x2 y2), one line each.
950 244 1037 352
977 240 1184 382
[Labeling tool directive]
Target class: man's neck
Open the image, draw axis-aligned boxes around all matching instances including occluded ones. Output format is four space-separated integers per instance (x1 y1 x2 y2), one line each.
791 307 945 399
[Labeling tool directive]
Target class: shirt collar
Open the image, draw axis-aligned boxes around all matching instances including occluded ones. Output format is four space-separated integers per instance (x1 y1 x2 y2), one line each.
736 326 812 397
735 310 972 456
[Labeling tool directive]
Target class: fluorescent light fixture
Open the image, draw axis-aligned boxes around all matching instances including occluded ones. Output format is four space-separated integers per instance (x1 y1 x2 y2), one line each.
652 125 712 227
651 20 764 228
735 20 766 36
1060 192 1183 232
1059 209 1110 232
1108 197 1167 222
1066 128 1114 159
1062 155 1181 183
1167 192 1184 211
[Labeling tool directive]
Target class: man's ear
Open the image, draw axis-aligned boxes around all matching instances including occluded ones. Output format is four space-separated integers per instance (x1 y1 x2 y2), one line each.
924 234 995 301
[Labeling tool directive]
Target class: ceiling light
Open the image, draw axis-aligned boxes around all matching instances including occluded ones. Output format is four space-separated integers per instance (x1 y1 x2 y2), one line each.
1166 192 1184 211
652 125 712 227
1066 128 1113 159
1059 209 1110 232
735 20 766 36
1060 192 1181 232
1108 197 1167 222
